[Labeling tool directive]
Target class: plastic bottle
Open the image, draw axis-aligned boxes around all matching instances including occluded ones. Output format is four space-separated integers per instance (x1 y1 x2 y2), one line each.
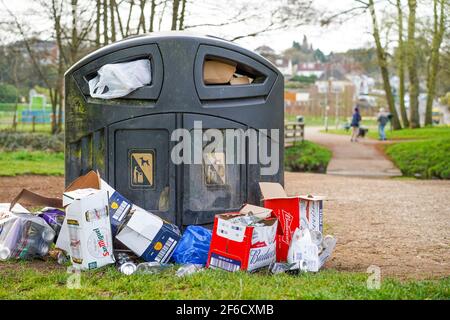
176 264 203 277
135 262 171 274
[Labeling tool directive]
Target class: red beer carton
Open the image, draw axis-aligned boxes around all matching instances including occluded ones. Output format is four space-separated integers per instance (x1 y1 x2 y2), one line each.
259 183 325 262
207 205 277 272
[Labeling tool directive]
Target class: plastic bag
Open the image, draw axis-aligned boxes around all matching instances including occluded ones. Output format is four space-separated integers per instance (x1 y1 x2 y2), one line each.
0 213 56 261
88 59 151 99
38 207 65 238
287 228 337 272
172 226 212 266
287 228 319 272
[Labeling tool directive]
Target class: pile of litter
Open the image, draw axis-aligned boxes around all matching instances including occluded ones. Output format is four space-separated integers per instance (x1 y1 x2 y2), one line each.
0 171 336 277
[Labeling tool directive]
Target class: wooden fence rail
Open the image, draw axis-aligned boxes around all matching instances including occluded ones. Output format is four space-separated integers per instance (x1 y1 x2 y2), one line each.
285 122 305 147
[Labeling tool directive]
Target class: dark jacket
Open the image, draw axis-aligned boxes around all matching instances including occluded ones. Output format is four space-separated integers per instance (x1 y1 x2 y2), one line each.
351 112 361 127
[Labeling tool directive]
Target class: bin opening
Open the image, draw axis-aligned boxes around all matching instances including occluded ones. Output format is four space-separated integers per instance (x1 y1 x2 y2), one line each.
203 56 266 86
87 58 152 99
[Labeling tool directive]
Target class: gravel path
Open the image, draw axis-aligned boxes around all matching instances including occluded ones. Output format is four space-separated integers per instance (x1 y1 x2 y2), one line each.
1 174 449 280
286 172 450 280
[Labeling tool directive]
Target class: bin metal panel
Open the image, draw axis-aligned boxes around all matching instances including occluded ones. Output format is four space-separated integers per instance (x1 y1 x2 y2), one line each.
108 113 177 224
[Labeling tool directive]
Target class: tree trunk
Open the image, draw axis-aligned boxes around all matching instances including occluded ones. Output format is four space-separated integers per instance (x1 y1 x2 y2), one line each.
71 0 78 64
114 0 125 38
369 0 402 129
396 0 409 127
96 0 101 47
149 0 156 32
103 0 109 45
178 0 187 30
171 0 180 30
407 0 420 128
425 0 446 126
138 0 147 34
110 0 117 42
125 1 135 37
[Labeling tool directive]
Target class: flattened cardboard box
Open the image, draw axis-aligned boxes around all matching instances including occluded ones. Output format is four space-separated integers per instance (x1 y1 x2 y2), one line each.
259 182 325 262
207 204 277 272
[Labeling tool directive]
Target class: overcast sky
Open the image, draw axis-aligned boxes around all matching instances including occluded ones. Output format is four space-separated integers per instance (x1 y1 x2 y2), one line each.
1 0 432 54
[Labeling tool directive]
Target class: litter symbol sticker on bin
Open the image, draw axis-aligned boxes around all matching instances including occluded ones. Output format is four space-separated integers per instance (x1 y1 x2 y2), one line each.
130 150 154 188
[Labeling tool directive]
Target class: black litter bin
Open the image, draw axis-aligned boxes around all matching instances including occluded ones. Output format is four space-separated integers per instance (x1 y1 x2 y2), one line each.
65 33 284 228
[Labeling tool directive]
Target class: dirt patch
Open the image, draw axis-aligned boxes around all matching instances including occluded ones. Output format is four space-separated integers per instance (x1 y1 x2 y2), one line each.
286 172 450 280
1 174 449 280
0 175 64 204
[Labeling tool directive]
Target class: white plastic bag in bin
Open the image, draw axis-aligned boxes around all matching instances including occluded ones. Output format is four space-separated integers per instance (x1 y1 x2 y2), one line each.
88 59 151 99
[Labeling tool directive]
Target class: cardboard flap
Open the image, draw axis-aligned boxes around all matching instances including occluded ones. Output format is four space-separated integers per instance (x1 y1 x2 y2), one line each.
299 195 326 201
259 183 288 200
9 189 63 212
65 170 101 192
125 208 163 241
240 204 272 217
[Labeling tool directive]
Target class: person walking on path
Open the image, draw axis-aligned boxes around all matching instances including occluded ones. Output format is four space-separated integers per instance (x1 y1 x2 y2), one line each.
350 107 362 142
377 108 389 141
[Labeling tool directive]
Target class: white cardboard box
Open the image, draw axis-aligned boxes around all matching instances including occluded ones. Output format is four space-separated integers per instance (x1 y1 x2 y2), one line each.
63 189 115 270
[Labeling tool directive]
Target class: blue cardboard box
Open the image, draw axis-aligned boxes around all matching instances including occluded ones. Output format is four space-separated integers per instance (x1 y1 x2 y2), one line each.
116 206 181 263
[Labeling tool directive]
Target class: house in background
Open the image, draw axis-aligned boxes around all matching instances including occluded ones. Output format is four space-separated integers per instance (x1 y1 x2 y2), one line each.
295 62 325 78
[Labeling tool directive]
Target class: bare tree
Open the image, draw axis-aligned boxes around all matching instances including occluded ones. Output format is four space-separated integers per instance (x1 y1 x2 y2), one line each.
424 0 447 126
406 0 420 128
368 0 402 129
149 0 157 32
171 0 180 30
138 0 147 34
395 0 409 127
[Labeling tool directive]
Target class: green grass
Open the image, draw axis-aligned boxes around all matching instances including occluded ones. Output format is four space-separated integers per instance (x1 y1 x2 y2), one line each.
324 126 450 141
0 261 448 299
286 115 377 127
0 151 64 176
285 141 332 173
385 138 450 179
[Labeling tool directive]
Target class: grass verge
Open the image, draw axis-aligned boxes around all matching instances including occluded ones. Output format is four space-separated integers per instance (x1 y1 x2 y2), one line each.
285 141 332 173
324 126 450 141
385 138 450 179
0 151 64 176
0 261 448 300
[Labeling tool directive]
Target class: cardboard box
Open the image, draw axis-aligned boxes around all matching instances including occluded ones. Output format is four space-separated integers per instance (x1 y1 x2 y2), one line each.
204 60 237 84
206 204 277 272
116 206 180 263
64 188 115 270
64 171 133 235
259 183 325 262
230 75 253 85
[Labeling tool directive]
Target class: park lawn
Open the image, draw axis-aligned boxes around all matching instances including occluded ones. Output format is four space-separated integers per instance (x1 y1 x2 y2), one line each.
324 126 450 141
0 151 64 176
385 138 450 179
0 261 448 300
285 141 332 173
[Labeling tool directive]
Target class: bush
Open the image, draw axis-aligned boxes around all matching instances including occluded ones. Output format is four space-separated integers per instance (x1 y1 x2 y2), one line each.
385 138 450 179
0 83 19 103
0 132 64 152
285 141 332 173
